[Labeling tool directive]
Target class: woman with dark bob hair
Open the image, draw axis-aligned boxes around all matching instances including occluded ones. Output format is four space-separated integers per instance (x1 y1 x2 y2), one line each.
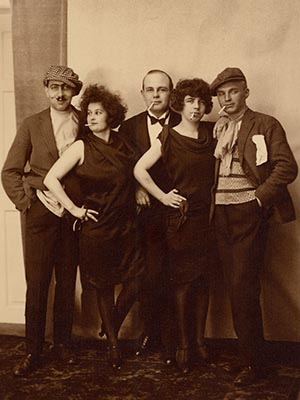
79 84 127 129
44 84 144 370
134 78 216 374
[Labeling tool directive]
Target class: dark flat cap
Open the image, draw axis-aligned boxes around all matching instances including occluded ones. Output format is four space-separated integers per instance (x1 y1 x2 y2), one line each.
43 65 83 95
210 67 246 96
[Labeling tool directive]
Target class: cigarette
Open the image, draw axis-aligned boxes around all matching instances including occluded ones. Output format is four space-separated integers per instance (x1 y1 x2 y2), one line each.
218 106 226 115
190 112 195 120
147 101 155 111
85 123 93 126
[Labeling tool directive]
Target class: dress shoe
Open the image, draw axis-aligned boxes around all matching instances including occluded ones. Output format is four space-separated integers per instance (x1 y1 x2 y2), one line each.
50 344 76 365
234 365 264 386
164 357 173 366
162 348 175 366
222 362 241 374
107 345 122 370
176 347 190 375
13 354 38 377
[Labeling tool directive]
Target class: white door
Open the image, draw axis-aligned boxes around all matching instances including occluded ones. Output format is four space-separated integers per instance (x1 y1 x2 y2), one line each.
0 9 26 323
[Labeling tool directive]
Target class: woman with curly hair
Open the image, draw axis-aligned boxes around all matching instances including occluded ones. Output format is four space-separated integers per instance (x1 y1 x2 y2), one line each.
44 84 144 370
134 78 216 374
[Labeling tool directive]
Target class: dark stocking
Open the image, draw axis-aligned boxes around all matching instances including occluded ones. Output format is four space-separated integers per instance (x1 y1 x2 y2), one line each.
193 278 209 346
96 287 118 347
114 279 140 334
174 283 191 348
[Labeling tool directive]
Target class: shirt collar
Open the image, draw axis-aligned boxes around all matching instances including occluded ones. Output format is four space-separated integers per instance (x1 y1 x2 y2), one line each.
147 109 169 120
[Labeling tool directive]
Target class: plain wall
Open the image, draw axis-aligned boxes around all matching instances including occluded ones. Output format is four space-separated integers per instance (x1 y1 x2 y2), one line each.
68 0 300 341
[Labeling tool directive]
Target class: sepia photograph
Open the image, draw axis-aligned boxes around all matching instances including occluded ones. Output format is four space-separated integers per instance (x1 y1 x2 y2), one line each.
0 0 299 398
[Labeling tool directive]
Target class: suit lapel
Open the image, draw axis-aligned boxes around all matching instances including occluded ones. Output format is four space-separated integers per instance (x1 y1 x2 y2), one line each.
136 110 180 153
136 112 151 153
169 110 181 127
39 109 59 160
238 108 255 164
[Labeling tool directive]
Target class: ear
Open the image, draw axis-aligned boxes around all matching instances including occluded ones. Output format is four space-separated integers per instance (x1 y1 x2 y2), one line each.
44 85 50 98
141 89 147 104
244 87 250 99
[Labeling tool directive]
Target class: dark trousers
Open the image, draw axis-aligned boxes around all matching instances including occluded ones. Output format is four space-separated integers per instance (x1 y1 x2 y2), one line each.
214 200 268 367
138 206 175 352
23 197 79 357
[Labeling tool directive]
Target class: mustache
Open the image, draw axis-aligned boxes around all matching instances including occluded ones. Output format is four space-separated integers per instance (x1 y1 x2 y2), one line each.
50 95 67 101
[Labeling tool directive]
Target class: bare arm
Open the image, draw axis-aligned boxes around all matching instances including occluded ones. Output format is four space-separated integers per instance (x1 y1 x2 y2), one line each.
134 139 186 208
44 140 98 221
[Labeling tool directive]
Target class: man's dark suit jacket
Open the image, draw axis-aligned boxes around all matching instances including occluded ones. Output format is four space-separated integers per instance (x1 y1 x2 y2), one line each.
213 108 298 223
119 110 181 193
119 110 181 155
1 106 81 212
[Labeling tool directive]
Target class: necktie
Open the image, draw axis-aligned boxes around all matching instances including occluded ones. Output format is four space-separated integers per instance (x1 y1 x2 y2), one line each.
148 114 167 126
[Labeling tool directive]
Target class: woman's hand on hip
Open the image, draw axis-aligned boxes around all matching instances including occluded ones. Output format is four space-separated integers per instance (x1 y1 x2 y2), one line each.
70 205 99 222
159 189 186 208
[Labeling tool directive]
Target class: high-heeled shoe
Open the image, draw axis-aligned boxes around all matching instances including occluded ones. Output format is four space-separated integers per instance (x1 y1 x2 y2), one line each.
176 347 190 374
107 345 122 370
196 344 210 363
135 334 151 356
99 322 106 338
99 308 120 339
195 344 216 367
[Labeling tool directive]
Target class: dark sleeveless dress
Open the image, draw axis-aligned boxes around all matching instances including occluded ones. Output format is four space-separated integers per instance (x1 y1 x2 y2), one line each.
75 131 144 289
158 122 216 284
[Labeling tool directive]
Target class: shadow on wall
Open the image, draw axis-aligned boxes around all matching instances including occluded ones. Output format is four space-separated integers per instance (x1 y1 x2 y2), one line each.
262 220 300 341
72 277 141 340
45 218 300 342
69 261 236 341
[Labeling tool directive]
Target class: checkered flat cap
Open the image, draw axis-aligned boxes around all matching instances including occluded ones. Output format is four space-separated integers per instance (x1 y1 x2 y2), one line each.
43 65 83 95
210 67 246 96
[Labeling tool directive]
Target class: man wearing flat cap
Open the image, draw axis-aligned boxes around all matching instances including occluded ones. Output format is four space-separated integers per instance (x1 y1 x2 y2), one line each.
2 65 83 377
210 67 297 386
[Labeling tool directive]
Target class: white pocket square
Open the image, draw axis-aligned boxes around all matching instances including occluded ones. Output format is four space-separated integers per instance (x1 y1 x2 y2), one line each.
252 134 268 166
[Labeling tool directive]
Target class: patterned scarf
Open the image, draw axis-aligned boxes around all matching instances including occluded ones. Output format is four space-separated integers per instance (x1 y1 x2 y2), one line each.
213 111 246 176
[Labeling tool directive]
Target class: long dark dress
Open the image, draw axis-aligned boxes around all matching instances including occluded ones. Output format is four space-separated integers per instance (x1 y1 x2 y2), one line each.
75 131 144 289
158 122 216 284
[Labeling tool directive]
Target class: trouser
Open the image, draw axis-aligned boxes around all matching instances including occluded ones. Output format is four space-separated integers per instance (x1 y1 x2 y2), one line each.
23 197 79 357
138 206 175 351
214 200 268 367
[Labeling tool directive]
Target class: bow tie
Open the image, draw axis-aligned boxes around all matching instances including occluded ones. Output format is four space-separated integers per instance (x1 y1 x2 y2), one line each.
148 114 168 126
